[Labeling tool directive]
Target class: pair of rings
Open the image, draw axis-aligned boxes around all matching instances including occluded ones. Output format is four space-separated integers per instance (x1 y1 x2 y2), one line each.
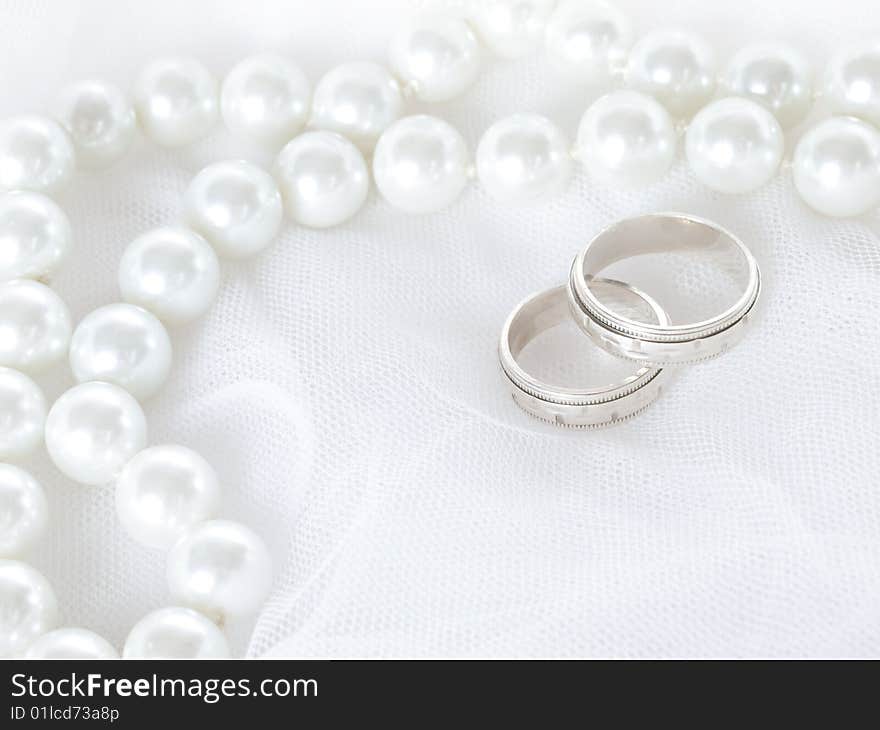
499 213 761 428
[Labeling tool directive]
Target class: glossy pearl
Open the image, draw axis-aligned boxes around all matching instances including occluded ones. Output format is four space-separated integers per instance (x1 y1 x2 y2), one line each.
0 465 48 558
221 54 311 146
123 607 230 659
0 368 46 461
373 115 470 214
274 131 369 228
823 41 880 127
55 80 136 168
0 560 58 657
24 628 118 659
0 115 75 195
625 29 716 118
544 0 633 82
167 519 272 620
118 227 220 326
721 44 813 129
184 160 282 260
793 116 880 218
133 57 218 147
0 279 71 372
45 382 148 486
69 303 172 401
0 192 72 281
576 90 676 187
685 98 784 194
476 113 572 203
116 444 221 549
310 62 403 153
470 0 556 59
388 14 481 102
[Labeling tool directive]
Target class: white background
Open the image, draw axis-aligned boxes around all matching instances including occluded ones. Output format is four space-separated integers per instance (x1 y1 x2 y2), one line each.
2 0 879 657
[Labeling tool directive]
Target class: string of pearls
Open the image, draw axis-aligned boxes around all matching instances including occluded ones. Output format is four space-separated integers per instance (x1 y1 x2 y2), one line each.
1 0 879 658
0 207 273 659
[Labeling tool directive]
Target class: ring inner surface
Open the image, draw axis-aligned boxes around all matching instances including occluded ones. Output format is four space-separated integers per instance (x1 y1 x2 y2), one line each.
509 281 660 395
582 215 753 328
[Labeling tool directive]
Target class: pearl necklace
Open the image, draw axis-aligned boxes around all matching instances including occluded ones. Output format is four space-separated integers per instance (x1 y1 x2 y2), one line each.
1 0 879 659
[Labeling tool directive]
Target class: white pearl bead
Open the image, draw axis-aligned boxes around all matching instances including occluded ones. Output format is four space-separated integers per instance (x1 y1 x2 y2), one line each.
0 115 75 195
476 113 572 203
388 14 481 102
183 160 282 259
0 368 46 461
0 465 48 558
0 560 58 657
123 607 230 659
720 44 813 129
685 97 784 194
823 41 880 127
119 226 220 326
24 627 118 658
167 519 272 621
544 0 633 82
373 115 470 214
274 131 369 228
0 279 71 373
69 303 172 401
625 29 716 118
793 116 880 218
310 62 403 153
576 90 676 187
45 382 148 486
116 444 221 549
133 57 218 147
0 192 72 282
470 0 556 59
221 54 311 146
55 80 136 168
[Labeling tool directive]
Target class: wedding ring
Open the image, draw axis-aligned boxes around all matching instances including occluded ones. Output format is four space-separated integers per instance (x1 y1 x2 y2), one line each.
499 279 671 428
568 213 761 366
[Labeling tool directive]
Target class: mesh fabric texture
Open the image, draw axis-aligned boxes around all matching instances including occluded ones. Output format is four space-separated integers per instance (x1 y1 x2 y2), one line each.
2 0 879 657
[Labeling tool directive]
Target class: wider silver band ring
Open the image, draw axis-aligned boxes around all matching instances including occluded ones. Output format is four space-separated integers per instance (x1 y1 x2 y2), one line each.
568 213 761 366
499 279 672 428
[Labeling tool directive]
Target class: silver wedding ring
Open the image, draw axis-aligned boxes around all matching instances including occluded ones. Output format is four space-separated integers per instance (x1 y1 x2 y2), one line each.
499 212 761 427
568 213 761 366
499 280 671 428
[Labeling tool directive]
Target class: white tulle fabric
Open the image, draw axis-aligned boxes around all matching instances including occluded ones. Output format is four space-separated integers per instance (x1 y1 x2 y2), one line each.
2 0 878 658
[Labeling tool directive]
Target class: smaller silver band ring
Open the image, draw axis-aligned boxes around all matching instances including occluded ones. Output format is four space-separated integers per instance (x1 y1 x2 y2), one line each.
568 213 761 366
499 280 671 428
